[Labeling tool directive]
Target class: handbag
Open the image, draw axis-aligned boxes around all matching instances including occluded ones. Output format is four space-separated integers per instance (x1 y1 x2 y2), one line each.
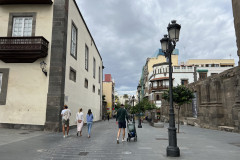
78 119 82 123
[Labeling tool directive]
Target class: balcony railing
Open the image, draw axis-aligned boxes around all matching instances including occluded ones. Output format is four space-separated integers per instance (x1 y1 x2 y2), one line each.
0 0 53 4
0 36 49 63
150 85 169 91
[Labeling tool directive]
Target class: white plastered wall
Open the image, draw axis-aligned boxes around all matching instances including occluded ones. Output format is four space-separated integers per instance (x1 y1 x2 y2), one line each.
64 0 103 125
0 4 54 125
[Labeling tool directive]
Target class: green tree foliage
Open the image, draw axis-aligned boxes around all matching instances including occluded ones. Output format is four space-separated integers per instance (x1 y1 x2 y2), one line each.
130 98 156 114
115 102 121 110
124 100 129 105
162 85 194 132
123 94 129 98
162 85 194 106
114 95 119 101
124 104 132 112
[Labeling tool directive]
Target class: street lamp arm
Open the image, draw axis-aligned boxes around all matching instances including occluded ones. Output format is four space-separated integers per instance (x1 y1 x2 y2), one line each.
167 39 176 56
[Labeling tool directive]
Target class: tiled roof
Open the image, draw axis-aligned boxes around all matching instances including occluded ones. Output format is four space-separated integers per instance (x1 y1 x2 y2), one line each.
150 77 174 81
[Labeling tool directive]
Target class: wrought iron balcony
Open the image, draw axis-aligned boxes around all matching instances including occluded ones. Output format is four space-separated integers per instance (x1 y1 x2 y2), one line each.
0 0 53 4
0 36 49 63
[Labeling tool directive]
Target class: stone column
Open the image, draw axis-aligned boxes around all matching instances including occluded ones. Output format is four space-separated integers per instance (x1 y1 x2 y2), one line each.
45 0 69 131
232 67 240 132
232 0 240 66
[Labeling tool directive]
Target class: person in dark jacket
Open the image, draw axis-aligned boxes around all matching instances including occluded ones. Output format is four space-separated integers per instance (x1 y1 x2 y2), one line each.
116 104 128 144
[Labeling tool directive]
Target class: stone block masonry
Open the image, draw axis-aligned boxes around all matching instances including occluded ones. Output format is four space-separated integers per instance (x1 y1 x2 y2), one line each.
45 0 69 132
161 67 240 133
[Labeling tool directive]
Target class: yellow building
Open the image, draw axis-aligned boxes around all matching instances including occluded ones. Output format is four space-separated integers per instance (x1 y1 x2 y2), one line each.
141 49 178 98
103 74 115 117
147 49 178 73
186 59 235 67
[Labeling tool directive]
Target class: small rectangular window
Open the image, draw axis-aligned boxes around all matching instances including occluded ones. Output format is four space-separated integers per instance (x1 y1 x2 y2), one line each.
84 78 88 88
181 79 188 85
85 45 89 71
69 67 76 82
71 23 77 58
98 66 101 83
98 89 100 95
0 73 2 93
199 72 207 80
93 58 96 78
0 69 9 105
93 85 95 93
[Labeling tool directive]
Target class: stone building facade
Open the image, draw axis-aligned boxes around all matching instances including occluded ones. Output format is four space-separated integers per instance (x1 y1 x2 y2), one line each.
161 67 240 132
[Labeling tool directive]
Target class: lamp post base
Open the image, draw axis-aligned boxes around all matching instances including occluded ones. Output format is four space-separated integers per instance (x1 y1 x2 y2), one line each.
138 124 142 128
166 146 180 157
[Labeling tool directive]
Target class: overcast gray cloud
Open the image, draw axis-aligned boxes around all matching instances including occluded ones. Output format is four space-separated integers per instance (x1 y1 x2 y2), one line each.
76 0 238 95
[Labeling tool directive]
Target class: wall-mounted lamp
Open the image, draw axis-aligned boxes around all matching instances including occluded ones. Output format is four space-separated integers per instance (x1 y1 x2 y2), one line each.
40 61 47 76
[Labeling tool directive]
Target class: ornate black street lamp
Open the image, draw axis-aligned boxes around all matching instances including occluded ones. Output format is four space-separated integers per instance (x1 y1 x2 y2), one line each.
160 20 181 157
132 95 135 123
137 85 142 128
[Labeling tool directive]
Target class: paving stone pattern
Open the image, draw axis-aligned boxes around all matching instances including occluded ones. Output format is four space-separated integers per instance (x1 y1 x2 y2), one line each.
39 120 167 160
0 119 240 160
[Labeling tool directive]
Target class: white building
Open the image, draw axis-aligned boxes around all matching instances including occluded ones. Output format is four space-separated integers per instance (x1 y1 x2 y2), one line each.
149 62 195 107
148 59 234 107
186 59 235 80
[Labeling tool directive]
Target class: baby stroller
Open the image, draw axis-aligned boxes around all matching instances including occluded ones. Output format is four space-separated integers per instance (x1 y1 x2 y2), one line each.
127 122 137 142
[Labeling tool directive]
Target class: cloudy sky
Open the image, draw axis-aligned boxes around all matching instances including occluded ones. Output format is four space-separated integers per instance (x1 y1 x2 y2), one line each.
76 0 238 95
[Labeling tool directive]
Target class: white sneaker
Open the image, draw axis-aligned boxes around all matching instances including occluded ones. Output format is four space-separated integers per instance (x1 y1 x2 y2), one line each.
63 135 66 138
122 139 126 142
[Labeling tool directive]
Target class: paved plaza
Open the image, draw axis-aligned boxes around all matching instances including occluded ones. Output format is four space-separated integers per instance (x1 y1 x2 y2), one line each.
0 119 239 160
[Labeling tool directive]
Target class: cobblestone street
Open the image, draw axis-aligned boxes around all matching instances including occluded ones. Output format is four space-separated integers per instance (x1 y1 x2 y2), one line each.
0 119 240 160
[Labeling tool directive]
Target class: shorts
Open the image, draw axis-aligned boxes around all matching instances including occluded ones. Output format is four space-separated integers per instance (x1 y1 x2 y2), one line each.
118 121 126 128
62 119 69 126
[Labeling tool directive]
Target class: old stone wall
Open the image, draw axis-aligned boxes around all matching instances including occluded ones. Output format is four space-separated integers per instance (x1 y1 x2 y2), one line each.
161 67 240 132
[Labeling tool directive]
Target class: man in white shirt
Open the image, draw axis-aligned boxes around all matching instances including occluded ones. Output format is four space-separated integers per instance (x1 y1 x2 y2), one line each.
61 105 71 138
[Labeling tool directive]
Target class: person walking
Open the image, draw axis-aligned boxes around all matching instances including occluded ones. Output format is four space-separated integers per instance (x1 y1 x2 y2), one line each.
76 108 84 136
116 104 128 144
61 105 71 138
107 114 110 121
86 109 94 138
